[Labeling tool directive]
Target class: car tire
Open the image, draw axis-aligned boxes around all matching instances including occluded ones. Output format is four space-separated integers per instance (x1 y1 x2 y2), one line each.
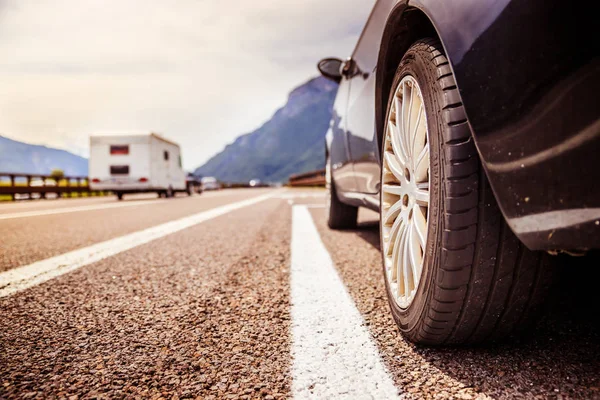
380 38 555 345
326 156 358 229
116 192 123 201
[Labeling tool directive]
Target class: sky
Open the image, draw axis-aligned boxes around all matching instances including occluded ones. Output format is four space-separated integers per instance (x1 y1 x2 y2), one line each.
0 0 375 170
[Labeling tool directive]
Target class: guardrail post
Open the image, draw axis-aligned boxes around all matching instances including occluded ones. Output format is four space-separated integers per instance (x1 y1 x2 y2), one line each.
26 175 32 200
9 174 15 201
41 177 47 199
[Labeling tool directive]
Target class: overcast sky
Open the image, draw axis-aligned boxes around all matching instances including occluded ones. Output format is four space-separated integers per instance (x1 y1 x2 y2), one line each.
0 0 374 170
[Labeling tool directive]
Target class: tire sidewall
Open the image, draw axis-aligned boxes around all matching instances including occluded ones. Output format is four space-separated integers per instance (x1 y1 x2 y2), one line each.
380 43 445 339
325 154 332 223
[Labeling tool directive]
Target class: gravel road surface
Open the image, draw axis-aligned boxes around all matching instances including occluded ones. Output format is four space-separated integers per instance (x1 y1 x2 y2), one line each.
1 189 598 399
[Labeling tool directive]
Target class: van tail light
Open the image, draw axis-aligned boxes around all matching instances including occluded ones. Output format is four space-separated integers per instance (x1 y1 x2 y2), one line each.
91 178 100 183
139 177 148 183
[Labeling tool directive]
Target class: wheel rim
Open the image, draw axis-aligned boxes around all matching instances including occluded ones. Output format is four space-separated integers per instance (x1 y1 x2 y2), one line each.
381 75 430 309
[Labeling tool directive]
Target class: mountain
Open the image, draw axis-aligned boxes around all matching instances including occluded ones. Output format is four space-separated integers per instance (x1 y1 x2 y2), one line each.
194 76 337 183
0 135 88 176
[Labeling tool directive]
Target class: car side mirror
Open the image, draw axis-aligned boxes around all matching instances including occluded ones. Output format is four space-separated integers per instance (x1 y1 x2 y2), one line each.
317 58 343 83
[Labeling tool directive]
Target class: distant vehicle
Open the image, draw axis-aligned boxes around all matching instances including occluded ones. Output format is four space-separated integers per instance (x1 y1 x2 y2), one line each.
249 179 261 187
201 176 220 191
318 1 598 345
89 132 189 200
186 173 203 194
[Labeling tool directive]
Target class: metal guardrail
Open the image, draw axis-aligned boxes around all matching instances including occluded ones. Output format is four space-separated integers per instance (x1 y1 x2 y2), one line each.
288 169 326 187
0 172 109 201
220 182 249 189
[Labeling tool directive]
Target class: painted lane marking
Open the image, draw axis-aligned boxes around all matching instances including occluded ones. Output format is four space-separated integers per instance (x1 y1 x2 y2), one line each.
0 199 168 220
0 191 277 297
290 205 400 399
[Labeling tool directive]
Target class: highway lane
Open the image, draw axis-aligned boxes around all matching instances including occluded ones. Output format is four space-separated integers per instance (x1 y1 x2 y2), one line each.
0 193 158 215
0 189 598 399
0 191 240 216
0 190 249 216
1 195 292 398
0 189 274 272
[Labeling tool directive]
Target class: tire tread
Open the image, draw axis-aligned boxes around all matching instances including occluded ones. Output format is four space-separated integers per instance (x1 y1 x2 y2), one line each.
388 38 554 345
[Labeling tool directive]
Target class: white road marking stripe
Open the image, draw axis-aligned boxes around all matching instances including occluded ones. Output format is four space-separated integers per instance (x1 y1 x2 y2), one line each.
0 199 167 220
0 191 277 297
290 205 400 399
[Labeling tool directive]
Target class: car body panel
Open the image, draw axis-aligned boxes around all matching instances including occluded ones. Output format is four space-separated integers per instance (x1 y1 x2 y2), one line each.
326 78 358 194
327 0 600 250
347 72 380 194
413 0 600 250
344 0 405 195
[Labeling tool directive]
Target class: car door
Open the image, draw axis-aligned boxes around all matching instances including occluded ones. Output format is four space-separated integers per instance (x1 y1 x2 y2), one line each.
329 72 358 193
345 20 383 194
345 62 380 194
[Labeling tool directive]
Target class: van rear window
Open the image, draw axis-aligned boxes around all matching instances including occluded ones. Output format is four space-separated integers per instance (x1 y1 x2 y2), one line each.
110 145 129 155
110 165 129 175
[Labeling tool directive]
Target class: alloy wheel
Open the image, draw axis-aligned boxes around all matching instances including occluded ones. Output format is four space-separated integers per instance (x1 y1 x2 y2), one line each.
381 75 430 309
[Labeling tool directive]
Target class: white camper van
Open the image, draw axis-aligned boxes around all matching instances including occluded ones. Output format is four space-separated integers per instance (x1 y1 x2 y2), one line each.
89 133 188 200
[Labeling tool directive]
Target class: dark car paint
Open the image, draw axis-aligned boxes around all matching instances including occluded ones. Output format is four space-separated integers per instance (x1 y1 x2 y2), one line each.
326 0 600 251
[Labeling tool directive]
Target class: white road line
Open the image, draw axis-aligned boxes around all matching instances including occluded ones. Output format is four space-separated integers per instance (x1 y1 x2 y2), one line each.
0 191 277 297
290 205 401 399
0 199 167 220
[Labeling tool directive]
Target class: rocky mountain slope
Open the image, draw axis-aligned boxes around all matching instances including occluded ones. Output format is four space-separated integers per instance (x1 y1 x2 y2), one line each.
0 135 88 176
194 76 337 183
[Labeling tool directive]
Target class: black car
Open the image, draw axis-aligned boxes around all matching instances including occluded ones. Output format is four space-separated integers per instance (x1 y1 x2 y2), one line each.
318 0 599 345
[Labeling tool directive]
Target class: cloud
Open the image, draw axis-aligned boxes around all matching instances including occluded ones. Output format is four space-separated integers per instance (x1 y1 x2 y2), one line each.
0 0 375 169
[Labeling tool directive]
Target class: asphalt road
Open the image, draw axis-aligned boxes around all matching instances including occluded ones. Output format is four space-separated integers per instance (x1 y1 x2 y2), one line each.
0 189 598 399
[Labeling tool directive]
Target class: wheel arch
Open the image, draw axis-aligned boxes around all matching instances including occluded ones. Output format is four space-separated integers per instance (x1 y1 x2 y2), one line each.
375 5 446 151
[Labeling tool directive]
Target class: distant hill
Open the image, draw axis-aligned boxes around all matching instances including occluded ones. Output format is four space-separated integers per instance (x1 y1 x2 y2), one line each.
0 135 88 176
194 76 337 183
